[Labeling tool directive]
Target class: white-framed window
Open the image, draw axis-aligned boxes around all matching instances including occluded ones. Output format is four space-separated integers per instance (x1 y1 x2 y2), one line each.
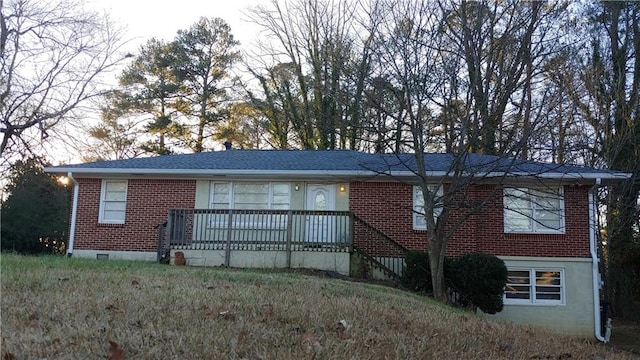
209 181 291 228
413 185 444 230
503 187 565 233
99 180 128 224
504 268 565 305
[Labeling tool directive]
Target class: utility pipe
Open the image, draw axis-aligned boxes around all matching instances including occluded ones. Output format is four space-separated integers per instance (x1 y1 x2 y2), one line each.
589 178 609 342
66 172 79 257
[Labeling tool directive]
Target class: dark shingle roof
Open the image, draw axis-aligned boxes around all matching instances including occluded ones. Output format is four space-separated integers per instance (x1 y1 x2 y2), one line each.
44 149 629 181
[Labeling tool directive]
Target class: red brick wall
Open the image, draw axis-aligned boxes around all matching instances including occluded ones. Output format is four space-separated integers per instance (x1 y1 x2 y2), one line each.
350 181 591 258
73 178 196 253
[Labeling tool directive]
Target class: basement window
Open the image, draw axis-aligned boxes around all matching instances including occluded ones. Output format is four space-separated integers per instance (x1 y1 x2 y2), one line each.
504 268 564 306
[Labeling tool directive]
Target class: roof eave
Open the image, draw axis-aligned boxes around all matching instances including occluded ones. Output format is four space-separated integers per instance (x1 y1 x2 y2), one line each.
44 167 631 183
44 167 378 178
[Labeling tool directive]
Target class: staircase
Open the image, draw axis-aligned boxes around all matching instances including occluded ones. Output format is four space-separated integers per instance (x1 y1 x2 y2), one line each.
350 215 409 281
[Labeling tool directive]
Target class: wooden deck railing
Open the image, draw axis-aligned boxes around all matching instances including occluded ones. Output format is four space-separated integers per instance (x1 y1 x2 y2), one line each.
164 209 353 252
352 215 409 277
158 209 411 281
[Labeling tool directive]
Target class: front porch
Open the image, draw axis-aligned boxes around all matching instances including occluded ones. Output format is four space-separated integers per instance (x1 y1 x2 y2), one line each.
157 209 408 279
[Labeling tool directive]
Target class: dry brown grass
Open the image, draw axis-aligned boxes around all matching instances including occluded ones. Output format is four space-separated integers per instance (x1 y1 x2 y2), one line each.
1 254 636 359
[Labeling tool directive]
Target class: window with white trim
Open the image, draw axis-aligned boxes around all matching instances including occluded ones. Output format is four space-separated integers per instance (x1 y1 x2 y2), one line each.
503 187 564 233
504 268 564 305
99 180 128 224
209 181 291 228
413 185 443 230
210 182 291 210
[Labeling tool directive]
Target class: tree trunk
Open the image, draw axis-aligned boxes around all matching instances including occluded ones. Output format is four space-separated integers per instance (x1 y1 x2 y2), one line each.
429 238 447 301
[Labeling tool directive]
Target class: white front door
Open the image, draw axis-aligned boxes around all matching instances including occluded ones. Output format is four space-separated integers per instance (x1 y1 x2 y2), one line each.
306 184 336 243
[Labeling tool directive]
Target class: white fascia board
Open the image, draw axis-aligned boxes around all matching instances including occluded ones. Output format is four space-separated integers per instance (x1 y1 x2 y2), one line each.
44 167 631 182
44 167 377 178
387 171 631 182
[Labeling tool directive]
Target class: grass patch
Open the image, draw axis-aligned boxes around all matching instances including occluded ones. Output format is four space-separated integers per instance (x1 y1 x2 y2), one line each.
1 254 637 359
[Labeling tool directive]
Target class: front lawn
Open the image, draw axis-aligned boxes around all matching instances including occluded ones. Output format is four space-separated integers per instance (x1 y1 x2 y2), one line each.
1 254 636 359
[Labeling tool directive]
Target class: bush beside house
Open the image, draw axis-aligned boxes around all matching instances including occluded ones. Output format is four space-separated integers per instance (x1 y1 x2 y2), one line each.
401 251 508 314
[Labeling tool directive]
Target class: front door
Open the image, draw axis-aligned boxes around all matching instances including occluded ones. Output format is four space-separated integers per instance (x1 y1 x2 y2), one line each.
306 184 336 243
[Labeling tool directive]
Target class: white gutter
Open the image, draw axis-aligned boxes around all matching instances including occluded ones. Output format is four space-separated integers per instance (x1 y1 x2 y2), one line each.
589 178 609 342
66 172 79 257
44 167 632 181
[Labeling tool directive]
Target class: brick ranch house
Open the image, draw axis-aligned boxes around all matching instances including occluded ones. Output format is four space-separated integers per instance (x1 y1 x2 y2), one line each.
45 150 629 340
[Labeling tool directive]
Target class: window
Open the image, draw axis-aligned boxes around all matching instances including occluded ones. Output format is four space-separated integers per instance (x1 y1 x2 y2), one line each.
413 185 443 230
99 180 127 224
210 182 291 210
504 268 564 305
209 181 291 228
504 187 564 233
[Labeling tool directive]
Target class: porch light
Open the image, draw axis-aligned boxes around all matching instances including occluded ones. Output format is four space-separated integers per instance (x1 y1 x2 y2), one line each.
58 176 70 186
295 184 300 191
339 184 346 192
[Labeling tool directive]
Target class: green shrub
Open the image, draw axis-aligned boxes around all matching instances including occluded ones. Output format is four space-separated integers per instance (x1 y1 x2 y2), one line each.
401 251 455 294
449 253 508 314
401 251 431 292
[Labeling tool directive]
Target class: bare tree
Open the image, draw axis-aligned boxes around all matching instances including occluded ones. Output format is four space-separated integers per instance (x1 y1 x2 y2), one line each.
0 0 129 164
246 0 377 150
569 2 640 319
441 0 566 156
369 0 566 301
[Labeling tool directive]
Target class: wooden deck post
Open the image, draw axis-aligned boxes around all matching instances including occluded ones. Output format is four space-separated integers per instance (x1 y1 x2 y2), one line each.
286 210 293 268
349 212 354 253
225 210 233 267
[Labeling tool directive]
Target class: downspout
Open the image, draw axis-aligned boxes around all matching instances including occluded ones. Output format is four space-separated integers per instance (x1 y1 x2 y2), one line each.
589 178 609 342
66 172 79 257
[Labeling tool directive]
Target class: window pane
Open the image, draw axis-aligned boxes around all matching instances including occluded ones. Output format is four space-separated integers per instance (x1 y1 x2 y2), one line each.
272 183 289 195
234 183 268 194
536 271 561 285
235 193 269 204
508 271 531 283
504 188 530 208
212 183 230 206
314 192 327 210
536 210 562 230
104 202 126 211
104 191 126 201
505 285 531 299
535 271 562 301
106 181 127 192
505 211 532 232
103 210 125 222
505 270 531 299
414 188 424 207
271 183 290 208
212 193 229 203
414 206 426 227
272 195 290 204
235 203 268 210
535 189 561 207
535 288 561 300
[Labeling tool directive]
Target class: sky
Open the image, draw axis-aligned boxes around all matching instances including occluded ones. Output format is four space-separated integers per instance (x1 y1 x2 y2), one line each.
86 0 266 53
